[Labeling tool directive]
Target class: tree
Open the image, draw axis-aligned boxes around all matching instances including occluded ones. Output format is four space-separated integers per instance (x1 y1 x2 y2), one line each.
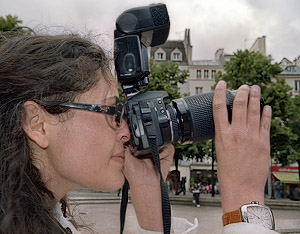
0 14 33 42
215 50 282 92
288 93 300 182
215 49 296 166
0 14 22 31
147 58 188 100
264 77 297 165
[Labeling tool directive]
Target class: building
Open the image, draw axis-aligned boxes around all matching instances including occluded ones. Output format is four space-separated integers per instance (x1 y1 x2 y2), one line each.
250 36 266 56
151 29 233 96
279 57 300 95
247 36 300 96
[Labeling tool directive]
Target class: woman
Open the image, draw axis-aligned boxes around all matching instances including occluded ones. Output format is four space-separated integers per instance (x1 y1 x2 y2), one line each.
0 34 279 234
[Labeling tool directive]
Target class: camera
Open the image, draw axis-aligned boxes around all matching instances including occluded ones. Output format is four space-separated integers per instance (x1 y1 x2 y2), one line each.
114 4 262 156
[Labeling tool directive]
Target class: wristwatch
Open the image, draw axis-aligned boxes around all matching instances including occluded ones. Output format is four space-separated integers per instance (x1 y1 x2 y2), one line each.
222 201 275 230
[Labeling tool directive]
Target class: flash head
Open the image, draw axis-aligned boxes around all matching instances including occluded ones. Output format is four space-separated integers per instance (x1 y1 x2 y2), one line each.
114 3 170 95
115 3 170 47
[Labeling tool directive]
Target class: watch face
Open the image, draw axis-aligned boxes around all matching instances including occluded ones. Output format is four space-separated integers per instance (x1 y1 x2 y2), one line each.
246 205 273 229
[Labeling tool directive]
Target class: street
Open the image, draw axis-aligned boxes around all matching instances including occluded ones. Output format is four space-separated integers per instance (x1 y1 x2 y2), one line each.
69 202 300 234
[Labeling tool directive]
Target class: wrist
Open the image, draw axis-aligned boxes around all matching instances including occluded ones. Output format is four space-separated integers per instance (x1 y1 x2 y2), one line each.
221 189 264 214
130 184 163 231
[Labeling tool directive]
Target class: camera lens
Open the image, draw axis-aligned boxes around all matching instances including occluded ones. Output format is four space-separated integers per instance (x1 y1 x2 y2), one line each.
168 90 236 144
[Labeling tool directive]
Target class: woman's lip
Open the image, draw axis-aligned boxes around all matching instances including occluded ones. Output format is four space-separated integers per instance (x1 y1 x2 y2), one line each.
111 155 124 163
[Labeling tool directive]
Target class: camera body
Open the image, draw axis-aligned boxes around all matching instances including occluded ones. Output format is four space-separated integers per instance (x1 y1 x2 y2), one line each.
114 4 262 156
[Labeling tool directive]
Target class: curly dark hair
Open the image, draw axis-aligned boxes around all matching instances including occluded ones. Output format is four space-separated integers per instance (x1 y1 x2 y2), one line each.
0 34 110 233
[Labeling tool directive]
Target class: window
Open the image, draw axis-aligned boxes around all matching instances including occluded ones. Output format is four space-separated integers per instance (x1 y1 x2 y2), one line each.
195 87 203 95
154 48 166 61
212 70 216 79
288 66 296 72
173 53 180 60
295 80 300 92
157 53 164 60
204 70 209 79
171 49 182 61
196 70 201 79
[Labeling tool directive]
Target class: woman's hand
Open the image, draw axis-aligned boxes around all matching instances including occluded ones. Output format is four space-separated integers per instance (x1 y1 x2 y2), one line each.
123 144 174 187
213 80 272 214
122 144 174 231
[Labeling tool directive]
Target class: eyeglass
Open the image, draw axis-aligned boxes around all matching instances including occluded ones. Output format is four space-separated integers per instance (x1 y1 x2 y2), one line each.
59 102 126 130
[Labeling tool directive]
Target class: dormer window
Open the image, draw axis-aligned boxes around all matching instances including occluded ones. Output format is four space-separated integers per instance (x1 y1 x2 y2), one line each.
171 48 182 61
154 48 166 61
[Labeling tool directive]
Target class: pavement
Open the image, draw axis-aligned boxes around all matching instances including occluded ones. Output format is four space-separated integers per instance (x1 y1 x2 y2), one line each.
67 190 300 234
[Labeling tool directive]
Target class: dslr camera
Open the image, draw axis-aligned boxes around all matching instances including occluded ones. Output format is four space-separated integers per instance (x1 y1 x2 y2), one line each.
114 4 250 156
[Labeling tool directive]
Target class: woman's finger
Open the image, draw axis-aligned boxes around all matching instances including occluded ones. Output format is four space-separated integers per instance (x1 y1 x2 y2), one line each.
213 80 229 131
231 85 250 128
247 85 261 132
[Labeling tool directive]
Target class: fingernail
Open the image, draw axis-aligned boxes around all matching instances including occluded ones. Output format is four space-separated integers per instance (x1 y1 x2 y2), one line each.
251 86 259 94
216 80 226 87
265 105 272 112
240 84 249 89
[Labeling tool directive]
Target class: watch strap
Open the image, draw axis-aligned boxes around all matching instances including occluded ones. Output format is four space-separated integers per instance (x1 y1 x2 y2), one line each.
222 209 242 226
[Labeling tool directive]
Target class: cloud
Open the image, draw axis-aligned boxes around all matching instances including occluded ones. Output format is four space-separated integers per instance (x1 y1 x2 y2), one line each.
1 0 299 62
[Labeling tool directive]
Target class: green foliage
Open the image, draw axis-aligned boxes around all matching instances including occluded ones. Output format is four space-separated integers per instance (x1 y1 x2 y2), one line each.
216 49 296 165
288 93 300 166
174 141 210 161
215 50 282 91
0 14 33 42
264 78 297 165
0 14 22 31
147 58 189 100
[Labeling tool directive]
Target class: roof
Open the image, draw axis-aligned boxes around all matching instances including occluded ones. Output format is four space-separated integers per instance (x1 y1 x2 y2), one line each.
192 60 223 66
280 65 300 75
150 40 188 63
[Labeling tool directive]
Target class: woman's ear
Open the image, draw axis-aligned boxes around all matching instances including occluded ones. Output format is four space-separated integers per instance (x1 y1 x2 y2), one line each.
22 101 50 149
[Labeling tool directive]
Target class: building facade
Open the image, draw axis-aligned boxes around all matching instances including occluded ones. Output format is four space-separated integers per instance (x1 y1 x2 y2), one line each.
279 57 300 95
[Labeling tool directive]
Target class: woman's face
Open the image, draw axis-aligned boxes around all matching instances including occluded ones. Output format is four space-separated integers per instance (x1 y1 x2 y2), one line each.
44 70 130 197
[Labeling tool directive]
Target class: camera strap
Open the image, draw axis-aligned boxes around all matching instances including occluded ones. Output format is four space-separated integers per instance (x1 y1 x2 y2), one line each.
147 136 172 234
120 102 171 234
120 179 129 234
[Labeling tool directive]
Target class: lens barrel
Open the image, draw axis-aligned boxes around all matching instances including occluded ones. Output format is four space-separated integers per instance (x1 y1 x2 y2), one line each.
168 90 236 144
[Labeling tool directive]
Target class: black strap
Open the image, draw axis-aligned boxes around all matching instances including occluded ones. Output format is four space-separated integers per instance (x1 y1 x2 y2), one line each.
120 179 129 234
148 136 171 234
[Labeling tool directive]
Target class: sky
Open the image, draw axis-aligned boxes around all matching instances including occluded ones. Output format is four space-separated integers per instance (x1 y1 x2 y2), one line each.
1 0 299 62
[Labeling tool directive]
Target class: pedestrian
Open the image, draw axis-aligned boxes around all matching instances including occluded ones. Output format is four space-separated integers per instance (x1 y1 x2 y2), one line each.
215 182 220 195
179 177 187 195
289 186 300 201
192 182 201 207
0 33 279 233
274 181 283 199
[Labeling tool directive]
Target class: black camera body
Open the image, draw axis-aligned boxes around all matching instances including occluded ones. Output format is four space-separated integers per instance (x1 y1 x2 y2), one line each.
114 4 262 156
124 91 171 153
